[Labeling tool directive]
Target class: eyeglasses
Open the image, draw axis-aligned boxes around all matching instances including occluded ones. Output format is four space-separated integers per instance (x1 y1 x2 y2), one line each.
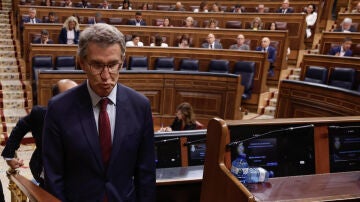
86 62 123 74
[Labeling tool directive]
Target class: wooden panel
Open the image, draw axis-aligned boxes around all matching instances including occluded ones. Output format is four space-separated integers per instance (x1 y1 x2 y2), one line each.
319 32 360 55
30 45 267 110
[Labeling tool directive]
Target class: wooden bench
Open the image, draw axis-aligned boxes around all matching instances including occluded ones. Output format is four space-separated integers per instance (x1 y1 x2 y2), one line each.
200 116 360 202
31 45 269 111
275 79 360 118
18 5 306 62
300 53 360 88
319 31 360 55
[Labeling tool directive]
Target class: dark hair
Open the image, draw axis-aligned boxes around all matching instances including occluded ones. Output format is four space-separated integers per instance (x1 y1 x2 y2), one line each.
343 37 352 43
41 29 49 35
132 34 139 39
135 11 142 16
176 102 196 125
48 11 55 16
154 35 163 46
307 4 316 13
199 1 208 11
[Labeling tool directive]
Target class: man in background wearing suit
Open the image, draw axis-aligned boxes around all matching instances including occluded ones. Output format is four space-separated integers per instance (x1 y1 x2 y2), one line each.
1 79 78 187
32 29 54 44
328 37 353 57
201 33 223 49
43 23 155 202
277 0 294 14
256 37 277 77
23 8 42 24
128 11 147 26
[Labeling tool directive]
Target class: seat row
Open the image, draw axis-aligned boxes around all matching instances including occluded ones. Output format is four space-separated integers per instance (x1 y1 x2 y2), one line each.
304 66 359 91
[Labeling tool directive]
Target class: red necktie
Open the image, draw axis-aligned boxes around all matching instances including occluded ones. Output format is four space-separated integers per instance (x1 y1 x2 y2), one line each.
99 98 112 167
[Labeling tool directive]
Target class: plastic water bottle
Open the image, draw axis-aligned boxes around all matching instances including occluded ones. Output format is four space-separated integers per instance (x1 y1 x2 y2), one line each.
230 143 249 183
244 167 269 183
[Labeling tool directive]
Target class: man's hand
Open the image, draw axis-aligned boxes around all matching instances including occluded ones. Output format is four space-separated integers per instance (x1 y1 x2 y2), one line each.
6 158 24 169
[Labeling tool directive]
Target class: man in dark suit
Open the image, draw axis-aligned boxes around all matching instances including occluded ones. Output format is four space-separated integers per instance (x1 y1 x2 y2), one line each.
88 12 106 24
201 33 223 49
256 37 277 77
99 0 112 9
32 29 54 44
277 0 294 14
22 8 42 25
1 79 77 187
128 11 147 26
334 17 357 32
43 12 58 23
43 23 156 202
328 37 353 57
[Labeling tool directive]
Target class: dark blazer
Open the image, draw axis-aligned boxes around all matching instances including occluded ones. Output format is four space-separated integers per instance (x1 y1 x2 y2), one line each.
170 117 196 131
333 26 357 32
58 27 80 44
127 19 147 26
256 45 277 64
23 17 42 24
43 82 156 202
201 41 223 49
277 7 294 13
1 106 47 184
32 37 54 44
328 46 353 56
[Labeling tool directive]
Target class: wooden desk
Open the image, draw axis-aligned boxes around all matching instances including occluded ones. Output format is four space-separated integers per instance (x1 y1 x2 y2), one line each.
249 171 360 201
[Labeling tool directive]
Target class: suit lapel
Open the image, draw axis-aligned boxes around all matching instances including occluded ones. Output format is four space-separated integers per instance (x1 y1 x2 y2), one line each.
77 83 104 170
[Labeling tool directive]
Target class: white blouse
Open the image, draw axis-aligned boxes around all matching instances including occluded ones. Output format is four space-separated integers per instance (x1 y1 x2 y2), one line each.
67 30 75 44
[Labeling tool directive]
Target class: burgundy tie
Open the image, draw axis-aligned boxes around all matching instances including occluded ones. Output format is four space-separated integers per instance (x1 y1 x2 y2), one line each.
99 98 112 167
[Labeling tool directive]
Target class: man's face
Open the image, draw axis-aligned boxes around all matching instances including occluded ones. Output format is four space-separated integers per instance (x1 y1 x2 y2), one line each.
41 34 49 42
80 43 123 97
261 38 270 48
29 10 36 18
342 41 352 51
207 34 215 44
282 2 289 9
49 15 55 22
343 22 351 30
133 37 140 45
236 35 245 45
135 15 142 22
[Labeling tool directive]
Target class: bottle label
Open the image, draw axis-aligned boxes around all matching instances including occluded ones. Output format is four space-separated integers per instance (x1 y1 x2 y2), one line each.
231 166 249 175
258 167 267 182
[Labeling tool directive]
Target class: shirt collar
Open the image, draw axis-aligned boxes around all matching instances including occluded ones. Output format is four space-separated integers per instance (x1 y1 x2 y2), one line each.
87 80 117 107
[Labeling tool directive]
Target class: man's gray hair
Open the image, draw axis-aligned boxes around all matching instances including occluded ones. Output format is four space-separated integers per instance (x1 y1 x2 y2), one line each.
78 23 126 60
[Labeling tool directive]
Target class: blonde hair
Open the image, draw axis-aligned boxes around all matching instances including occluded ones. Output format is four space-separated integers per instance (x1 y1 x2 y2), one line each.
63 16 80 31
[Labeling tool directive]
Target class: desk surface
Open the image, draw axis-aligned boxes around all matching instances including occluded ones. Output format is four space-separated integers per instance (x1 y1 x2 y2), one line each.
156 165 203 185
248 171 360 201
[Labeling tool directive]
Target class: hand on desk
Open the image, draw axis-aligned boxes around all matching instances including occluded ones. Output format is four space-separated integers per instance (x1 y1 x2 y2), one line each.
158 127 172 132
6 158 24 169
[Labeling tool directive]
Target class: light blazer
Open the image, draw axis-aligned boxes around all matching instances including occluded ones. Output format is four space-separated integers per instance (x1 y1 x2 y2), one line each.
329 46 353 56
1 106 47 184
43 82 156 202
58 27 80 44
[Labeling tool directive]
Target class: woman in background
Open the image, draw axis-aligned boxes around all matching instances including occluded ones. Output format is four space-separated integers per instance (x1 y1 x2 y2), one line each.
304 4 317 38
159 17 173 27
160 102 198 131
58 16 80 44
118 0 132 10
250 17 263 30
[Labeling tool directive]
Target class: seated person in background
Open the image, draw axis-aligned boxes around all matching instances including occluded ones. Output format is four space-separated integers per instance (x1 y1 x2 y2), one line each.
194 1 209 12
140 3 150 10
23 8 42 24
64 0 73 7
78 0 90 8
33 29 54 44
44 12 58 23
99 0 111 9
201 33 222 49
159 17 173 27
1 79 78 187
41 0 51 6
277 0 293 13
128 11 146 26
88 12 105 24
211 2 223 12
170 1 185 11
269 22 291 56
304 4 317 38
250 17 263 30
334 18 357 32
178 34 191 48
328 37 353 57
184 16 195 28
118 0 132 10
58 16 80 44
159 102 199 131
257 4 265 13
205 18 219 29
232 4 242 13
229 34 249 50
352 2 360 13
256 37 276 77
126 34 144 47
150 35 168 47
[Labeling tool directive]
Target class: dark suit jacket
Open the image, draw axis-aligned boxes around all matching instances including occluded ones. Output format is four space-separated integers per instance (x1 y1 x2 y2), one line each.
170 117 196 131
23 17 42 24
88 19 106 25
334 26 357 32
58 27 80 44
201 41 223 49
32 37 54 44
328 46 353 56
43 82 156 202
127 19 147 26
256 46 277 65
277 7 294 13
1 106 47 184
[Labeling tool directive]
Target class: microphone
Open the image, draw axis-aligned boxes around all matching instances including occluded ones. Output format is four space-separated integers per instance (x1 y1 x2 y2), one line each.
183 138 206 146
155 137 179 144
226 124 314 149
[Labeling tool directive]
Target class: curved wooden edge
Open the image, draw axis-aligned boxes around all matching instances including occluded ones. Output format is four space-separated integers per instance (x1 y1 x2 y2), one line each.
200 118 255 202
7 170 60 202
